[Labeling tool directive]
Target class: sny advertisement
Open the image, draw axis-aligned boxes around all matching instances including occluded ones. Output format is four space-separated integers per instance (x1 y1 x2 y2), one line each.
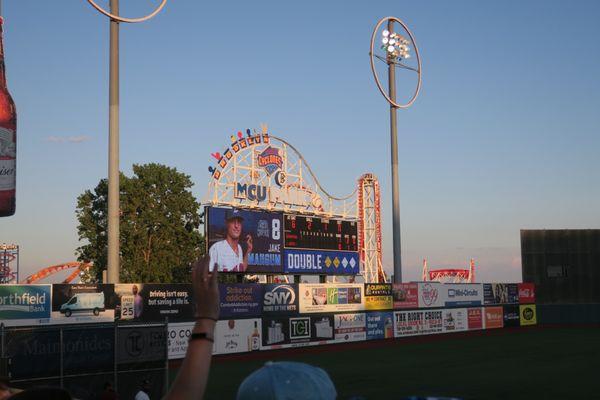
262 284 298 314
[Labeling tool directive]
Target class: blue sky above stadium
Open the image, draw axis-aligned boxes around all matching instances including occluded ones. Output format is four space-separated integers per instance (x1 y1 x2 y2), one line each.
1 0 599 282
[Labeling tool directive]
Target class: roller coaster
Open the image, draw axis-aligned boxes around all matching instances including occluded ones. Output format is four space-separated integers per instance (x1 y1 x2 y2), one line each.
204 127 386 282
421 258 475 283
0 243 91 284
0 243 19 283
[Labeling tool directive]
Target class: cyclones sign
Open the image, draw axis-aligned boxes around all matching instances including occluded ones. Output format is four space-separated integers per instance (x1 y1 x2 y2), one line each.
208 127 326 212
257 146 283 176
204 125 359 219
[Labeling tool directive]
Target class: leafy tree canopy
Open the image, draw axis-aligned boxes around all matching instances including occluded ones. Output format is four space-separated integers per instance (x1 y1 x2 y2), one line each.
76 163 204 283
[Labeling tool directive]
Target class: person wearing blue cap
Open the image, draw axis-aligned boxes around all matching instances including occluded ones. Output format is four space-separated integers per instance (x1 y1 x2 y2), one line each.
236 361 337 400
208 208 253 272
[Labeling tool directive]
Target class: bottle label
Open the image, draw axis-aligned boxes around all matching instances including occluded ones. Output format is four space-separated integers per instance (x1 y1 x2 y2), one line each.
0 127 15 191
251 336 260 351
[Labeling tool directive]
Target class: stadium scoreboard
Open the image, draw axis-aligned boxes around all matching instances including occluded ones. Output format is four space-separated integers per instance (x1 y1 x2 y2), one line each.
205 205 360 274
284 214 358 251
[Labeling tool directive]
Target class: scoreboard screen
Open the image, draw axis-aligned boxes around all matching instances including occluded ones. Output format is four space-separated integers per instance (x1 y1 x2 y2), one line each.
284 214 358 251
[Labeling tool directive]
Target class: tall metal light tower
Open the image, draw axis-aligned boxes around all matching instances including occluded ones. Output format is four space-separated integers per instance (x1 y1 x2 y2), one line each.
85 0 167 283
369 16 422 283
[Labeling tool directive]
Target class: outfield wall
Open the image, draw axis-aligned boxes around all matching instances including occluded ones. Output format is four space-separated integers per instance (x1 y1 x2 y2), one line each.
0 282 537 360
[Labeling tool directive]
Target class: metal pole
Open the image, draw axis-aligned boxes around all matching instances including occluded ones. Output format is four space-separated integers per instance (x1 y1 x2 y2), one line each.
107 0 120 284
388 19 402 283
164 318 169 396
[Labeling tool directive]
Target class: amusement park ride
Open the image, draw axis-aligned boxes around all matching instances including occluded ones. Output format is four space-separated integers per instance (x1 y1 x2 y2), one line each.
422 258 476 283
205 126 386 282
0 243 18 283
0 243 91 284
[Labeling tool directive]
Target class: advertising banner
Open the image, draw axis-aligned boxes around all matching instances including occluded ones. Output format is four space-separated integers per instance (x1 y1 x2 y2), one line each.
114 284 194 323
207 206 283 273
483 283 519 305
298 284 364 314
283 249 359 275
483 306 504 329
167 322 194 360
392 283 418 309
443 284 484 307
422 309 444 335
62 327 114 374
219 284 263 319
0 284 52 326
503 304 520 327
261 314 335 349
214 318 262 355
262 283 298 314
366 312 394 340
51 284 115 324
519 304 537 326
393 310 424 337
442 308 468 332
518 283 536 304
467 308 483 330
334 313 367 342
5 329 61 379
311 315 335 343
117 325 167 364
417 282 443 308
364 284 393 310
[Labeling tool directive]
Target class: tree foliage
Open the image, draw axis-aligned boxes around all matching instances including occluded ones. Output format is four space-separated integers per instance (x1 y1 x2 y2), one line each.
76 163 204 283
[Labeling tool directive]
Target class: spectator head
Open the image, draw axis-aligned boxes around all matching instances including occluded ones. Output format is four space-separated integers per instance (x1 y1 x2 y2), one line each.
0 380 11 400
236 361 336 400
141 379 151 391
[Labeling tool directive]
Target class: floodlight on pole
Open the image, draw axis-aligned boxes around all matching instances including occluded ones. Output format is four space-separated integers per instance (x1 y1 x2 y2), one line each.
369 16 422 283
85 0 167 284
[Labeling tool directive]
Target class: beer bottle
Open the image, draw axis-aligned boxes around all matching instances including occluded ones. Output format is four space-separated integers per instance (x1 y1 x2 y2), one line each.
0 17 16 217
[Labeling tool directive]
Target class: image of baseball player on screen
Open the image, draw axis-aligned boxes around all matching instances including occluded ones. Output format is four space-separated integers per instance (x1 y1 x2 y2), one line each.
208 209 253 272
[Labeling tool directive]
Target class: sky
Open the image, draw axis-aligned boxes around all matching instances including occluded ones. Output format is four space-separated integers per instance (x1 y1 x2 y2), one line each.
1 0 599 283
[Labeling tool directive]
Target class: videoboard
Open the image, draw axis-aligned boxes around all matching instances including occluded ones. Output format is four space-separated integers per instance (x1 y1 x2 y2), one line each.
284 214 358 252
205 206 359 275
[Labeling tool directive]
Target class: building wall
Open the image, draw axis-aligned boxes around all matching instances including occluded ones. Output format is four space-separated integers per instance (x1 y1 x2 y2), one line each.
521 229 600 304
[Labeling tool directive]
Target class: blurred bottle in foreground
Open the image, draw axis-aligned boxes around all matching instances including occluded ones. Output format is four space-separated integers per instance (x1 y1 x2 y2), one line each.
0 16 16 217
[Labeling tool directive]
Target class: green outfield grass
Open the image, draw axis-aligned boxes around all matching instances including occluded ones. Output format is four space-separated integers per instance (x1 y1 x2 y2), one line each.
172 327 599 399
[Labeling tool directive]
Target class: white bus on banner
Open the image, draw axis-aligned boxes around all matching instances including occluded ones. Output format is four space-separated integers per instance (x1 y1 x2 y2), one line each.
204 125 385 282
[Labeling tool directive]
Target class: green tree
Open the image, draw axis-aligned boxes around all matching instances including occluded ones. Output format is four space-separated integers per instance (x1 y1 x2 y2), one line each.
76 163 204 283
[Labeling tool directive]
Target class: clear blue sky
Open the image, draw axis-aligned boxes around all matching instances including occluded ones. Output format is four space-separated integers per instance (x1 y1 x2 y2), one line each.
1 0 599 283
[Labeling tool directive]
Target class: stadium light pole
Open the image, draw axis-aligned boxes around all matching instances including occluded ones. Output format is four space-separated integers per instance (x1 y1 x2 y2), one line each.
86 0 168 283
369 17 422 283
